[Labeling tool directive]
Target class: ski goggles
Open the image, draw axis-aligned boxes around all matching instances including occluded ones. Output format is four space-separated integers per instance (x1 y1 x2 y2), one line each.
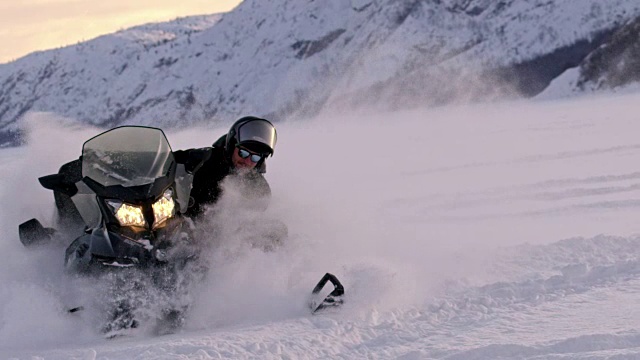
237 147 264 163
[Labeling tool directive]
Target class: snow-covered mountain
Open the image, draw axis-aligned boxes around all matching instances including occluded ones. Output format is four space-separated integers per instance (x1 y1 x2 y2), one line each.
1 0 639 146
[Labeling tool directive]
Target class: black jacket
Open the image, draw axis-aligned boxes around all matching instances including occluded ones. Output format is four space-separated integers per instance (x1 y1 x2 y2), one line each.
175 135 271 218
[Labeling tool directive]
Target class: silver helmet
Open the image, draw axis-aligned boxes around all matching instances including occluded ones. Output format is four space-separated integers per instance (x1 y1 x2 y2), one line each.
226 116 277 156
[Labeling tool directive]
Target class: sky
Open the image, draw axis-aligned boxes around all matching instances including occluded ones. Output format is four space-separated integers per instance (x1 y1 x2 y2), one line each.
1 90 640 358
0 0 242 64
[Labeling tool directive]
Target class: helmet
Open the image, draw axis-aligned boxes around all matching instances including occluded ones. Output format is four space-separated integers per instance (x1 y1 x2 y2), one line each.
225 116 277 157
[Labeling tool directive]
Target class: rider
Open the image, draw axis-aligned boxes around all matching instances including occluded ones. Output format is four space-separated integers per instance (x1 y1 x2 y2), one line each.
174 116 278 218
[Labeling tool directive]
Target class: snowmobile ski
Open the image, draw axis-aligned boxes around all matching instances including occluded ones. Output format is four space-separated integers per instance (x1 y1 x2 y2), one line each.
310 273 344 314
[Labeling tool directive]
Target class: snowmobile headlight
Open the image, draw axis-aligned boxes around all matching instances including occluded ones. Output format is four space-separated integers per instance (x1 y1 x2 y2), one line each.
107 200 146 228
152 189 175 228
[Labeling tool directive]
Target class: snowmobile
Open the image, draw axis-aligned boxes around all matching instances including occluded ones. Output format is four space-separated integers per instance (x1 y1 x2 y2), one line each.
19 126 198 272
17 126 206 335
17 125 343 335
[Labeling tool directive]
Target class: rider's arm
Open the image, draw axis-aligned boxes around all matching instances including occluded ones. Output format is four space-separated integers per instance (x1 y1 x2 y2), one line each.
174 148 213 174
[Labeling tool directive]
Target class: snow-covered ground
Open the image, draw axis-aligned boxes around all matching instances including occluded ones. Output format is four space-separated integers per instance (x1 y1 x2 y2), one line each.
2 92 640 359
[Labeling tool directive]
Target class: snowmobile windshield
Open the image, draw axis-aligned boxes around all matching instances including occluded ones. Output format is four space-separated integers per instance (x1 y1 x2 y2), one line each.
81 126 174 188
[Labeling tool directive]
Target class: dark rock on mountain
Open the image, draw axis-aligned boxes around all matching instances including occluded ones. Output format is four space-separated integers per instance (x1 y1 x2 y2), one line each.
577 16 640 90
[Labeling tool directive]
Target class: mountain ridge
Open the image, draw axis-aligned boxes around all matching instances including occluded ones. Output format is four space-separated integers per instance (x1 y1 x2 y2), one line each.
1 0 639 147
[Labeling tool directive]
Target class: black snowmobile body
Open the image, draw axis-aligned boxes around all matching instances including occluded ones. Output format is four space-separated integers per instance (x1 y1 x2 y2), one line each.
18 126 210 335
19 126 203 272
